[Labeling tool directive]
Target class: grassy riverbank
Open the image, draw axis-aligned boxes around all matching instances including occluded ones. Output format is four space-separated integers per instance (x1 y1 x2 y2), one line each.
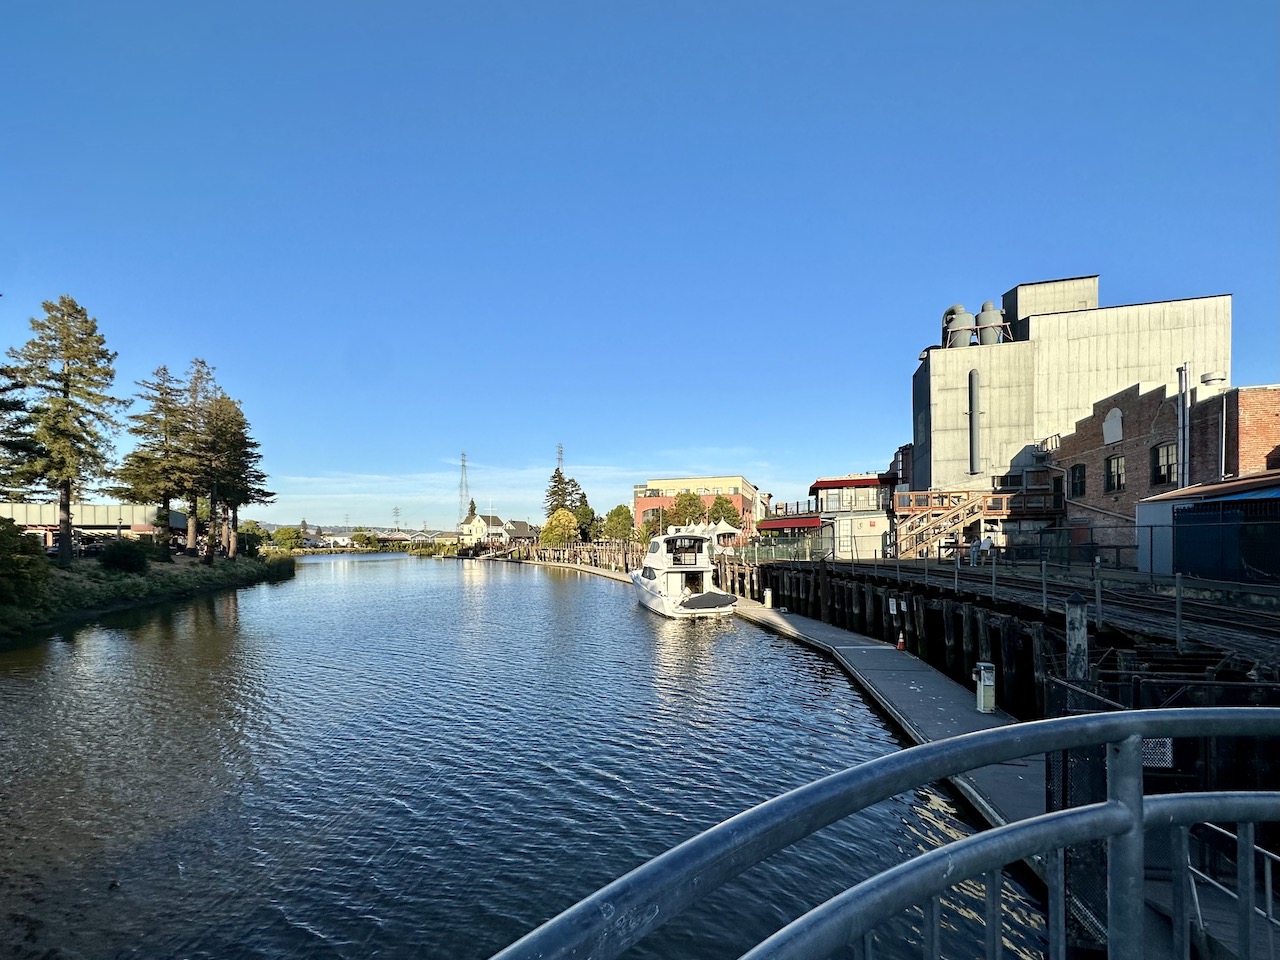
0 553 295 641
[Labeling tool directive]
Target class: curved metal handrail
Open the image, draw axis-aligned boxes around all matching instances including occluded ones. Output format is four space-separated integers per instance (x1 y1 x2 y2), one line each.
740 792 1280 960
488 708 1280 960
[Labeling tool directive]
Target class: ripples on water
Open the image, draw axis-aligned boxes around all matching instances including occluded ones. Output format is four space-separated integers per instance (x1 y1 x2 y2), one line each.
0 556 1046 958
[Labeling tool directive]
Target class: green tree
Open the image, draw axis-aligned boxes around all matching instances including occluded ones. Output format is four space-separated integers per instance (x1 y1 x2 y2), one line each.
271 526 304 550
6 296 127 566
351 529 380 550
573 499 597 542
237 519 267 558
544 467 571 517
0 517 49 607
113 365 190 561
206 391 273 560
0 363 39 499
667 491 708 527
539 507 580 546
707 495 742 526
468 498 476 519
640 514 665 540
177 359 218 557
601 504 636 542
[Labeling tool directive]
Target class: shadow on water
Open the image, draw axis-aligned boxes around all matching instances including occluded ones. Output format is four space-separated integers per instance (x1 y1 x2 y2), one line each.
0 556 1046 959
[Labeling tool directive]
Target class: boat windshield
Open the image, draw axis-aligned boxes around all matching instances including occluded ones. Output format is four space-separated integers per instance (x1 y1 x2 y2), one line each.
665 537 704 566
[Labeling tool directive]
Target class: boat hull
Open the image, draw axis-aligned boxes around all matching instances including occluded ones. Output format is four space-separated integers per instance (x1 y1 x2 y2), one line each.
630 573 737 619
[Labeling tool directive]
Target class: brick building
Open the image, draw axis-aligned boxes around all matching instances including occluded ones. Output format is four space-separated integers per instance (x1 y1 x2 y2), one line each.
1188 384 1280 484
632 475 766 535
1051 381 1280 555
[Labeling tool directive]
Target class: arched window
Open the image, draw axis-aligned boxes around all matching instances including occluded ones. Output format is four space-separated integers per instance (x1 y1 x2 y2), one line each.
1102 408 1123 445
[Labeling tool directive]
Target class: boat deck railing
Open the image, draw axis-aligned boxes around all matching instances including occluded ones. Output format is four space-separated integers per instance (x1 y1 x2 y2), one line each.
488 708 1280 960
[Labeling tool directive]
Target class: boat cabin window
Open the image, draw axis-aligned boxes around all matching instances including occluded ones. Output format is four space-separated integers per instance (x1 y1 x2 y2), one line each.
666 537 704 566
647 541 661 554
641 566 657 580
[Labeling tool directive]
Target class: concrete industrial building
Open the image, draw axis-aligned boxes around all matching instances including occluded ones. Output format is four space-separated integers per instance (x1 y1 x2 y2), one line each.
899 275 1232 558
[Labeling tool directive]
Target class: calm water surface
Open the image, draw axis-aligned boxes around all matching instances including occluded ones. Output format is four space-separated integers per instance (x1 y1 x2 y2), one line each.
1 555 1046 958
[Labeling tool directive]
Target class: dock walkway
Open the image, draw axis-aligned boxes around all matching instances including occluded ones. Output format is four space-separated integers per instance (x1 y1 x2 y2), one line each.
529 559 1260 956
731 596 1264 959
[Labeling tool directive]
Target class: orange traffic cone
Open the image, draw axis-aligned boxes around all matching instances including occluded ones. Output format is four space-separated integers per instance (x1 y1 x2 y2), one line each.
897 631 905 651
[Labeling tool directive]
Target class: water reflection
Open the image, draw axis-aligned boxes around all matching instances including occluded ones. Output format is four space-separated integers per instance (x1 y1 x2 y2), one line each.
0 556 1045 959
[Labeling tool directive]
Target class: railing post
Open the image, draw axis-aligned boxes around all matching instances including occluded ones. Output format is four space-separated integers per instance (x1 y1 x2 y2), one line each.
1171 825 1190 960
985 868 1002 960
1041 559 1048 615
1048 846 1067 960
1237 821 1256 960
1106 733 1144 960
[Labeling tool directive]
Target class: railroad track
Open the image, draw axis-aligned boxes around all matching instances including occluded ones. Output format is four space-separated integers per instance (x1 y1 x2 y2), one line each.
846 559 1280 668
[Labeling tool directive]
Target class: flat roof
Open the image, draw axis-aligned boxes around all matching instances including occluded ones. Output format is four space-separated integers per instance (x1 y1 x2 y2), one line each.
757 516 823 530
1140 470 1280 504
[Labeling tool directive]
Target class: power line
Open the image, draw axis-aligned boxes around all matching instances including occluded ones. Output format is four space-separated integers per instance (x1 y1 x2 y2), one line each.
458 452 470 529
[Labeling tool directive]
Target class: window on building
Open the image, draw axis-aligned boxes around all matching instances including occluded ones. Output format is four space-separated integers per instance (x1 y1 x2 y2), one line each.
1151 443 1177 486
1069 464 1086 498
1105 456 1126 493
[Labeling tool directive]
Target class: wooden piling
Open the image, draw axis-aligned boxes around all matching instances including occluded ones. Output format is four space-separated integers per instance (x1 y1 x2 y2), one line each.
913 594 929 664
942 599 958 676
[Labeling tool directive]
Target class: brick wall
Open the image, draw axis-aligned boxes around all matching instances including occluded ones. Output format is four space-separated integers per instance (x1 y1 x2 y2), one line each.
1237 387 1280 474
1188 386 1280 482
1053 384 1178 524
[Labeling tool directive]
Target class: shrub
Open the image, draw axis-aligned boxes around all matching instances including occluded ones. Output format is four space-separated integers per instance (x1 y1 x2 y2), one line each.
99 538 151 574
0 518 50 607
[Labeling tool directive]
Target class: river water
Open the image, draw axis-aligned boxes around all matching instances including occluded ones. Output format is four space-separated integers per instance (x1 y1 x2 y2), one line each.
1 555 1046 959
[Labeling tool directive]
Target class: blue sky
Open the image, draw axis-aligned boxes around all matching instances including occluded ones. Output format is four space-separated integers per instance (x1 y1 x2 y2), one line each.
2 2 1276 530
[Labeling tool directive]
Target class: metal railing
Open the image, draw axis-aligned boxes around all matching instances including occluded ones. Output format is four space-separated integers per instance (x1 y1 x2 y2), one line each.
488 708 1280 960
1187 821 1280 958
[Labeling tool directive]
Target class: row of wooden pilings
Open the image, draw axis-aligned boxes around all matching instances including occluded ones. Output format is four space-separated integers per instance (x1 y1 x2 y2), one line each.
717 556 1056 721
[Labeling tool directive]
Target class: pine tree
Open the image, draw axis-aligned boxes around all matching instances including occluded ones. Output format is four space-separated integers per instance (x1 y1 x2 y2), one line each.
207 391 273 560
177 359 217 557
0 362 39 499
113 365 190 560
6 296 127 566
564 477 586 512
544 467 571 517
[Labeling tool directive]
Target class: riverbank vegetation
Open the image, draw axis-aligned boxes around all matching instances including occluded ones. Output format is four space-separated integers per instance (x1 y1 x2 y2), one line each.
0 294 284 638
0 536 294 640
1 295 274 568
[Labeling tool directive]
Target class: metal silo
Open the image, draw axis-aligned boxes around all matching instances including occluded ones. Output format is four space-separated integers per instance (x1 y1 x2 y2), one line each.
943 304 975 347
976 300 1005 345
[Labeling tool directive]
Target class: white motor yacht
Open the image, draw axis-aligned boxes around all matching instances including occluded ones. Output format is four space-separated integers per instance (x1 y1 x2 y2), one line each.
630 531 737 619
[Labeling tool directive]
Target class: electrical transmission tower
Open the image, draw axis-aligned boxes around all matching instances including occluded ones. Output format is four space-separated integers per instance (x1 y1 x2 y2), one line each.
458 452 470 530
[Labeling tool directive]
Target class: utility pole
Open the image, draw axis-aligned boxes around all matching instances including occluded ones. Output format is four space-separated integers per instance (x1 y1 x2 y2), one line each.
458 452 470 530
